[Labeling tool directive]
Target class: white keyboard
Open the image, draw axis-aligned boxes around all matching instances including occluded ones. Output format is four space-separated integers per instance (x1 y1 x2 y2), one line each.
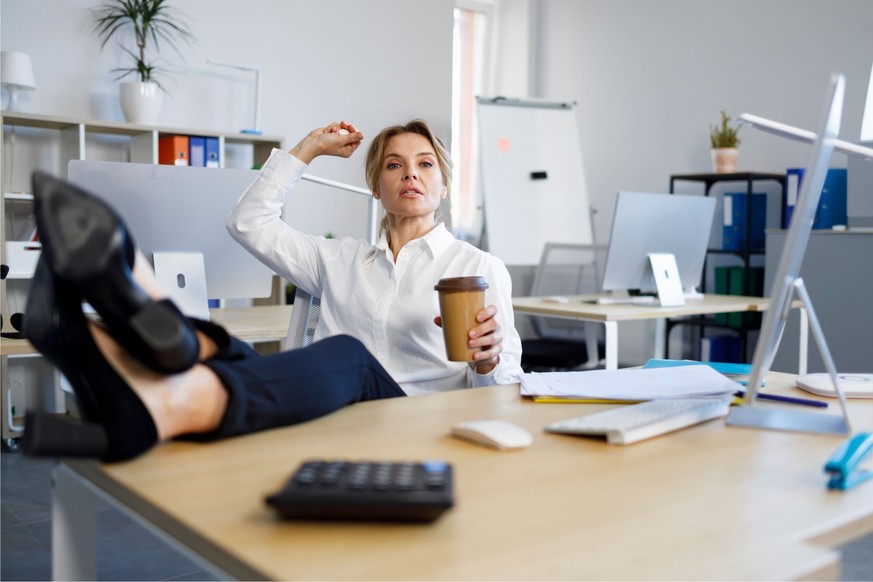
544 398 732 445
594 295 657 305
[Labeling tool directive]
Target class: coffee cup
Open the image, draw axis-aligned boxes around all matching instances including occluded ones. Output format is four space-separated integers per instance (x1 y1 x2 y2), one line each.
434 276 489 362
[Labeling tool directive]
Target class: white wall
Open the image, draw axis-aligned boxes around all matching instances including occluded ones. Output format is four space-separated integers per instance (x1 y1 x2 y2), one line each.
1 0 455 240
5 0 872 364
494 0 873 363
534 0 873 243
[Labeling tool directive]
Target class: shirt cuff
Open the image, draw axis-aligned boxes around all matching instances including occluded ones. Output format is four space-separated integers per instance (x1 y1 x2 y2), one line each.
259 148 307 188
468 363 500 388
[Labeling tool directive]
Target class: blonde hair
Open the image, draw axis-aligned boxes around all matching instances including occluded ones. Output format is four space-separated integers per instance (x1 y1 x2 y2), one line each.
364 119 453 236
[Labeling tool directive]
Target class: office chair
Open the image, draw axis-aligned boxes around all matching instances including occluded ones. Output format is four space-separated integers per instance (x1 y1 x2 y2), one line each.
521 243 607 371
280 287 321 351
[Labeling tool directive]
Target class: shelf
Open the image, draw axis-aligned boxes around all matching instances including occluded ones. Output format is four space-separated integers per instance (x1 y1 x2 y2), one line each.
2 111 283 168
668 172 785 362
2 111 286 443
670 171 786 182
2 111 283 145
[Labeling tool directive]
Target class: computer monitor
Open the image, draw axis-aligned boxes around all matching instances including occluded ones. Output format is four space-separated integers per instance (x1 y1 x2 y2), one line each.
600 191 717 295
861 62 873 141
67 160 273 303
727 72 853 435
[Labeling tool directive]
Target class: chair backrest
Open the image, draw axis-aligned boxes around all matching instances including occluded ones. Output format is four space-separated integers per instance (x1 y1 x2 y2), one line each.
281 288 321 351
524 243 607 367
528 243 607 340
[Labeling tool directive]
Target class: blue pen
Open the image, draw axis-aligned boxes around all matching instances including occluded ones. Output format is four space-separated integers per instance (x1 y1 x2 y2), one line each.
734 390 828 409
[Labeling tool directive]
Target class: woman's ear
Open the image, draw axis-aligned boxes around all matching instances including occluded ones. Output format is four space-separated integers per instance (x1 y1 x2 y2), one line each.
373 188 380 200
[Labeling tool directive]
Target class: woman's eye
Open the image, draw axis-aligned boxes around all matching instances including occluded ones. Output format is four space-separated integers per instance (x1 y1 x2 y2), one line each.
421 161 433 168
386 162 400 169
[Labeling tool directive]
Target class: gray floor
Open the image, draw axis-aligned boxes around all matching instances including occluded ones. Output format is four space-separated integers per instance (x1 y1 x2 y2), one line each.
2 447 872 581
1 448 218 581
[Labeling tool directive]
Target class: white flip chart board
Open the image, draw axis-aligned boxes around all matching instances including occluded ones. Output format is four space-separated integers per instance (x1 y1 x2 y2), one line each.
477 97 593 265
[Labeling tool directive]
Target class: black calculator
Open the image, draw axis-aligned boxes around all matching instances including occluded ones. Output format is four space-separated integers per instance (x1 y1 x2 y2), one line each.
265 459 455 522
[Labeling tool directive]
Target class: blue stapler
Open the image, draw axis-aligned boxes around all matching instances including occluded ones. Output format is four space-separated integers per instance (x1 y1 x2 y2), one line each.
824 432 873 491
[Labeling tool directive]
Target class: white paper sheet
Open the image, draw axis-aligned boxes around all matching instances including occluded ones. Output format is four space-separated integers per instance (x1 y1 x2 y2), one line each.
520 365 738 400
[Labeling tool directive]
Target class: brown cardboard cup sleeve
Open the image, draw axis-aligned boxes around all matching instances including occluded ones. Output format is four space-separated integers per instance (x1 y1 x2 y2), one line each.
434 276 489 362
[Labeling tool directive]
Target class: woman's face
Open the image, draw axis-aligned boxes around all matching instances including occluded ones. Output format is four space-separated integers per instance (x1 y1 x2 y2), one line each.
375 132 445 222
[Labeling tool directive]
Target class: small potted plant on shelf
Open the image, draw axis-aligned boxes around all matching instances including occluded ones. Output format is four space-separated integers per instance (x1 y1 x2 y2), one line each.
709 110 741 174
92 0 194 125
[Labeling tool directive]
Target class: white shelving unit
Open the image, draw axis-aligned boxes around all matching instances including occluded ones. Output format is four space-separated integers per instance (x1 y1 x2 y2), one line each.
1 111 282 448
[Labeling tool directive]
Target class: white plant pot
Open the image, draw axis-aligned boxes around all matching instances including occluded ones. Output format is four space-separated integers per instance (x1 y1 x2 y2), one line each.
711 147 738 174
119 81 163 125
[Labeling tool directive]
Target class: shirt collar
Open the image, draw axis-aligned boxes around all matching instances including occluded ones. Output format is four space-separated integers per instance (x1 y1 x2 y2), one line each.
420 223 455 259
367 223 454 263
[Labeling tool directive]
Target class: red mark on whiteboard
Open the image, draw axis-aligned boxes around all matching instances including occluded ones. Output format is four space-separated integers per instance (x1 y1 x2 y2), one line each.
496 137 511 152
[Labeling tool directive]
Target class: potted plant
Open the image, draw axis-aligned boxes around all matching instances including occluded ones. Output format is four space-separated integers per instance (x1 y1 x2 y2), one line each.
92 0 194 125
709 110 741 174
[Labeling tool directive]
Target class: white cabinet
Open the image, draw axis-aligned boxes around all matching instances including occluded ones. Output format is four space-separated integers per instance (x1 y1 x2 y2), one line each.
1 112 282 448
764 229 873 374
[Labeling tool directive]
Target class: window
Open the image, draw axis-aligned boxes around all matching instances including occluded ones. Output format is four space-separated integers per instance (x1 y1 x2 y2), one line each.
451 1 495 244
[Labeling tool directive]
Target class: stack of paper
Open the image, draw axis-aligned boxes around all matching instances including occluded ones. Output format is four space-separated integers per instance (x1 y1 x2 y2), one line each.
520 365 739 402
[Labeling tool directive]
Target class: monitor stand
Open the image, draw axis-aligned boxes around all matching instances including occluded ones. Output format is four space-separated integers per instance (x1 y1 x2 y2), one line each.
647 253 685 307
726 277 852 435
152 252 210 320
596 254 687 307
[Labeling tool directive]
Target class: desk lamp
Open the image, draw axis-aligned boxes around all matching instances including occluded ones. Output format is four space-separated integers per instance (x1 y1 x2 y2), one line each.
300 174 379 244
207 59 262 134
1 51 36 111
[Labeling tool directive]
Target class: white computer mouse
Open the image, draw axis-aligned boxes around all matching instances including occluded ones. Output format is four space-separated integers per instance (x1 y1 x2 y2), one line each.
450 419 533 451
542 295 569 304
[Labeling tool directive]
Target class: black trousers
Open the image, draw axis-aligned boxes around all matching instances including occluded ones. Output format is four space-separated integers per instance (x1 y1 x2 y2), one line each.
184 334 406 441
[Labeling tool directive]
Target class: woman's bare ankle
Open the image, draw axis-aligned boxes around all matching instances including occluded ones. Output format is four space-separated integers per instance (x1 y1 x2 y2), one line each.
197 331 220 360
89 323 227 441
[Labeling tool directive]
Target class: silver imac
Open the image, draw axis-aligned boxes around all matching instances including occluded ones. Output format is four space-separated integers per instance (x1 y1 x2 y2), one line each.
861 61 873 141
600 191 717 299
727 73 861 435
67 160 273 310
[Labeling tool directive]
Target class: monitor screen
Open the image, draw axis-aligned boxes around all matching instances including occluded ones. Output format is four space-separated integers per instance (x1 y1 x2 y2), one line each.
861 62 873 141
601 191 717 294
67 160 273 301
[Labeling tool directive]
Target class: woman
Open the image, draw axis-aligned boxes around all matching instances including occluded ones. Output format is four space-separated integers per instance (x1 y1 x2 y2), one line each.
23 172 406 462
227 120 523 395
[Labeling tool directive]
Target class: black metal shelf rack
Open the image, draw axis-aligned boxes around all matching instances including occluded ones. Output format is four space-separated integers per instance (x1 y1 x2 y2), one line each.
666 172 786 362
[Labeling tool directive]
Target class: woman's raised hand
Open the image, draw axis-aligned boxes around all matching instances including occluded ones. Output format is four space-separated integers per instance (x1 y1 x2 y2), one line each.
290 121 364 164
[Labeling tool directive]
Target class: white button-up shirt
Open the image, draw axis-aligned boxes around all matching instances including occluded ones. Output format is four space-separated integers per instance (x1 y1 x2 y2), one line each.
227 148 523 396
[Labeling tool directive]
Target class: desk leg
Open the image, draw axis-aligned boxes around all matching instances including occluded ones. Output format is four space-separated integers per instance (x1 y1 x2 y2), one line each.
798 306 809 376
53 463 98 581
653 319 666 360
604 321 618 370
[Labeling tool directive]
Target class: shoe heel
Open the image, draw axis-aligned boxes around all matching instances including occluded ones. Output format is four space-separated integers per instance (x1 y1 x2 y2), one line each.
22 412 109 458
32 172 200 374
130 300 200 372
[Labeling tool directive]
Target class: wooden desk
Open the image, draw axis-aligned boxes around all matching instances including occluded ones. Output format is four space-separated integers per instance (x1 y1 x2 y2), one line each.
0 304 293 357
0 305 293 445
513 293 809 370
53 373 872 580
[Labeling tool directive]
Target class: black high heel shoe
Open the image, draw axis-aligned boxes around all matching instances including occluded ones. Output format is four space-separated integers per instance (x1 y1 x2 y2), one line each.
31 171 199 374
21 256 158 461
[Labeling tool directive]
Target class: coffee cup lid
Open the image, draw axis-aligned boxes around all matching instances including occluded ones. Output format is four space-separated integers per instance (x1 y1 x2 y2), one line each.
434 276 489 291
